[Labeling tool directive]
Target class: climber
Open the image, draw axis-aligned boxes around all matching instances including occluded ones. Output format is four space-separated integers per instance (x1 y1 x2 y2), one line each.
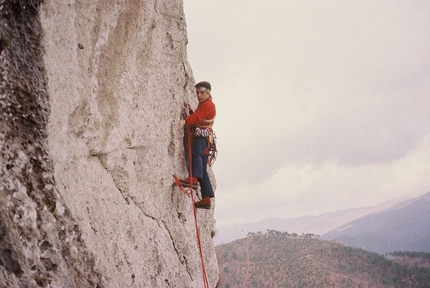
177 81 216 209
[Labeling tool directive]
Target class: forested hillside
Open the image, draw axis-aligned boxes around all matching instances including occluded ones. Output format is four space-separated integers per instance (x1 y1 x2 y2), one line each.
216 232 430 288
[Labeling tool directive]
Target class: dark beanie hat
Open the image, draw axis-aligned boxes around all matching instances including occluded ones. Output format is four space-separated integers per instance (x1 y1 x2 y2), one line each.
195 81 211 91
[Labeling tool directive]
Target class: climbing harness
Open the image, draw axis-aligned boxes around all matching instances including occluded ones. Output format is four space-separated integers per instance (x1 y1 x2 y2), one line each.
173 124 209 288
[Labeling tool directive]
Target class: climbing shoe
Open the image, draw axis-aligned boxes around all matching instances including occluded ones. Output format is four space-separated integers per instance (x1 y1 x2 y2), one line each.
195 197 211 209
179 177 198 189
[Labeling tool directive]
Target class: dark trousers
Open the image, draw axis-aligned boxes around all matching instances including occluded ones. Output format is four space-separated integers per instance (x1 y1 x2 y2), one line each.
192 137 214 198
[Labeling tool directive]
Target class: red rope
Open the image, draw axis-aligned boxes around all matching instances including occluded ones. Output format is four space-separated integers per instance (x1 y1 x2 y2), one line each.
173 125 209 287
173 175 190 197
187 125 210 288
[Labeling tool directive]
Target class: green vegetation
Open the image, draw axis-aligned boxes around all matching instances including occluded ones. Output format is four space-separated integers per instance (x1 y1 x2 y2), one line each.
216 231 430 288
0 37 10 53
247 229 320 239
390 251 430 260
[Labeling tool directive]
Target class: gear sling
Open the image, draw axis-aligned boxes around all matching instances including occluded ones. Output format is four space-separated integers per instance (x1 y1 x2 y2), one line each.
194 116 217 166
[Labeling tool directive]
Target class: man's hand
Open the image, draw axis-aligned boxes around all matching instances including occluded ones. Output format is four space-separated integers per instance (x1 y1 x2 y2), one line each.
177 119 186 131
183 102 193 116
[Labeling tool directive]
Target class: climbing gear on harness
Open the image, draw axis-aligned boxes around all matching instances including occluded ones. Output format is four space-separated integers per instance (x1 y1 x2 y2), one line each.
207 131 217 166
195 197 211 209
194 115 218 165
194 127 211 137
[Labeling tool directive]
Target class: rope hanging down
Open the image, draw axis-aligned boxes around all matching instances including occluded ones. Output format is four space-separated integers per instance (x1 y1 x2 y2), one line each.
173 124 209 288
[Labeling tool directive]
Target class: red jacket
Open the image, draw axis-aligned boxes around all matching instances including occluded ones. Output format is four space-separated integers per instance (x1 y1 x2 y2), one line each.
185 98 216 128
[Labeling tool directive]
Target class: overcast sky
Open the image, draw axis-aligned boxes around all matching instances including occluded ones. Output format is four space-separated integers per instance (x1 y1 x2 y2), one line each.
183 0 430 227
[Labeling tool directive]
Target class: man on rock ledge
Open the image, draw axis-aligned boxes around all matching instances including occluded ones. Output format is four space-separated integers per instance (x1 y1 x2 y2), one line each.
177 81 216 209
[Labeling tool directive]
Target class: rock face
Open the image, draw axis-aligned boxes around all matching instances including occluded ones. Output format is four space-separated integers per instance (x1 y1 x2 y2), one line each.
0 0 218 287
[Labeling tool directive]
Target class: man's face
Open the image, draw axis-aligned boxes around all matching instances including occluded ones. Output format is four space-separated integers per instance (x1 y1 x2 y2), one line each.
196 90 210 103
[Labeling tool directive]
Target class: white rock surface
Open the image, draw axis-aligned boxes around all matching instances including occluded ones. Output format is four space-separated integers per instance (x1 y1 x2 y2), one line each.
0 0 218 287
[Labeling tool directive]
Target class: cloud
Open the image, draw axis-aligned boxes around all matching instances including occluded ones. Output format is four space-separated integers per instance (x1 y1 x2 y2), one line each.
184 0 430 225
215 134 430 226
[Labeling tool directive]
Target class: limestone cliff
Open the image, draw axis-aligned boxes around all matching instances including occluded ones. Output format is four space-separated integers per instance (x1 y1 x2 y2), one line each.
0 0 219 287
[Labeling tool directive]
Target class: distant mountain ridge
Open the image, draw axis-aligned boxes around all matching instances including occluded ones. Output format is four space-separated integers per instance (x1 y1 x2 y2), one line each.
322 191 430 254
216 233 430 287
214 195 412 245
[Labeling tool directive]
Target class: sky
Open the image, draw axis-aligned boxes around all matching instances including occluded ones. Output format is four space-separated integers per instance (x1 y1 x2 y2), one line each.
182 0 430 227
